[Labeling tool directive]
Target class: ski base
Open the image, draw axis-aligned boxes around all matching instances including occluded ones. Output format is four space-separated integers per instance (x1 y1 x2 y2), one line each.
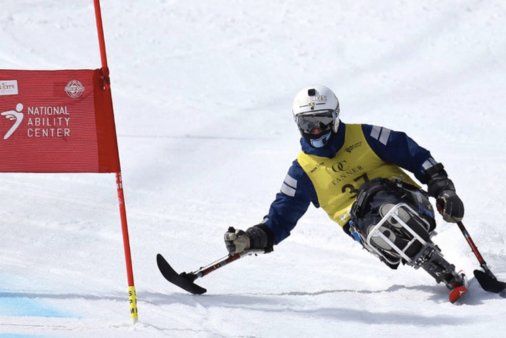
156 254 207 295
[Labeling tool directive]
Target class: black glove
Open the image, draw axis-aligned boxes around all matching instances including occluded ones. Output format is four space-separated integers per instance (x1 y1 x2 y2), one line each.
224 225 273 255
435 190 465 223
426 163 464 223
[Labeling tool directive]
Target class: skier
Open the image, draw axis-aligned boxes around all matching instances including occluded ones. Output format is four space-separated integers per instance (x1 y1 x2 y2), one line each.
224 85 466 291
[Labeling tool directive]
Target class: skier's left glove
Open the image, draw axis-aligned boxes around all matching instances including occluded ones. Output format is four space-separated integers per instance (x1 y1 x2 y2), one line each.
435 190 464 223
224 225 273 255
426 163 464 223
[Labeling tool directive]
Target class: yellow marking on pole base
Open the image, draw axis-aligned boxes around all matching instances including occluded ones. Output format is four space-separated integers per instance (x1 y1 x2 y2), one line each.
128 285 138 323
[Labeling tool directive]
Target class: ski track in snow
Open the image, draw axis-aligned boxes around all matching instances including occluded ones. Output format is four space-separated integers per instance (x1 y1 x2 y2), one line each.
1 0 506 337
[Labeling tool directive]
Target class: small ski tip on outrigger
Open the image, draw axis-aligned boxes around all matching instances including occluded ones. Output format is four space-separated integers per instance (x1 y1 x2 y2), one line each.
456 221 506 295
474 269 506 294
156 250 263 295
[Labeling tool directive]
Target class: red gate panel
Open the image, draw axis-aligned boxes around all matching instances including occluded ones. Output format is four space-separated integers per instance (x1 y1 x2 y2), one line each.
0 69 120 172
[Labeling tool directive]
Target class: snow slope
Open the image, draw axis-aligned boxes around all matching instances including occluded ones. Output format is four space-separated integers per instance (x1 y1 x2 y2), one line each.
1 0 506 336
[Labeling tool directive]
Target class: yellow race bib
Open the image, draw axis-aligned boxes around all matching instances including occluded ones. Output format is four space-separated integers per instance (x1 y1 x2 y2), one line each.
297 124 418 227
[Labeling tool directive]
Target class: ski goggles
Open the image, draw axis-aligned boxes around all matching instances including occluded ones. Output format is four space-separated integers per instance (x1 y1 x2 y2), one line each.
295 110 335 134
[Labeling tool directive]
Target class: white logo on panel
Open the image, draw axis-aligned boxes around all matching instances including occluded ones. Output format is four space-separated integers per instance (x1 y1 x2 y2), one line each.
65 80 85 98
0 80 19 96
1 103 24 140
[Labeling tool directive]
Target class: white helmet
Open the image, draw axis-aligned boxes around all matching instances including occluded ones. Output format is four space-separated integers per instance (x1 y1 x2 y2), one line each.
292 85 340 147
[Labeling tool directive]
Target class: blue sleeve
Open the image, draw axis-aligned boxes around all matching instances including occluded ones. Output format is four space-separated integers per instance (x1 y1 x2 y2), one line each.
362 124 438 184
262 160 318 245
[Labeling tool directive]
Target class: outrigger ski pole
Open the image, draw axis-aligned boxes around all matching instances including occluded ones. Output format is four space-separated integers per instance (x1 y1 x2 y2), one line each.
456 221 506 293
156 250 264 294
157 221 505 295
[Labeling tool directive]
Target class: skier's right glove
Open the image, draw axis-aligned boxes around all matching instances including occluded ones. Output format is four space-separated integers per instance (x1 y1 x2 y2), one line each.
224 225 273 255
426 163 465 223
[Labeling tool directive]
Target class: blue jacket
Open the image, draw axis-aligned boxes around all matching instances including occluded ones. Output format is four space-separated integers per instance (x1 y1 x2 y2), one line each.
262 122 439 244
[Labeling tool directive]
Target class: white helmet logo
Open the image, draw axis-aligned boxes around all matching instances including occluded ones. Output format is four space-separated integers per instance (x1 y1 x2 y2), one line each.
1 103 24 140
310 95 327 103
